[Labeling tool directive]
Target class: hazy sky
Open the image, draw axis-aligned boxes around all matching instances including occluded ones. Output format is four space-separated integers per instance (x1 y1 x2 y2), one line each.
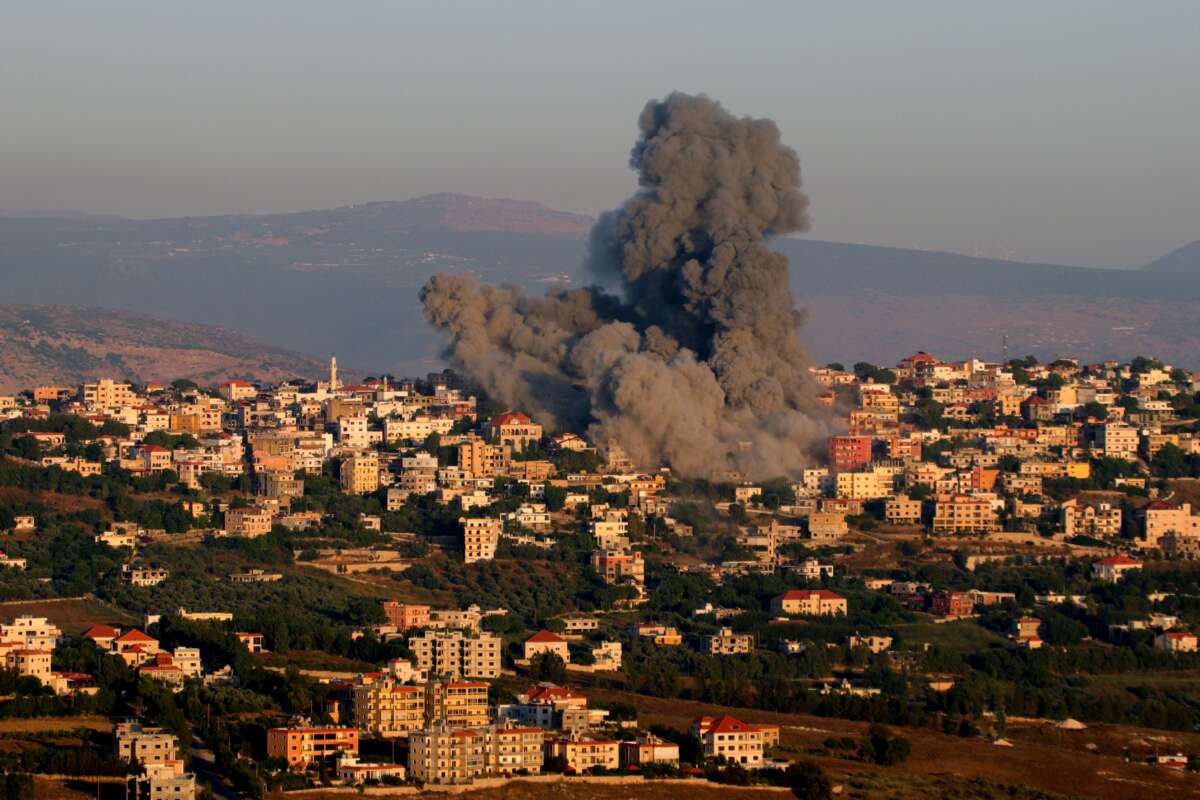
2 1 1197 267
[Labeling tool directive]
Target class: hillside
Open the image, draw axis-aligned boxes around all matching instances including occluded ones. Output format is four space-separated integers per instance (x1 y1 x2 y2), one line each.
2 194 1199 371
0 305 325 393
1142 240 1200 272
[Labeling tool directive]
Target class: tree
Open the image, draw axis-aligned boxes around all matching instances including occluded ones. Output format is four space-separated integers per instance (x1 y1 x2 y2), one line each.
1152 444 1190 478
786 761 833 800
529 652 567 684
861 724 911 765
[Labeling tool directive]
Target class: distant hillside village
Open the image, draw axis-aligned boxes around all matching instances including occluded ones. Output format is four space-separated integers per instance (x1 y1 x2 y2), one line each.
0 350 1198 795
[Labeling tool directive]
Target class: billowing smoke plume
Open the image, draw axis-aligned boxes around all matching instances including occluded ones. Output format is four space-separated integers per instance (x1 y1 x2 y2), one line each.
421 92 828 477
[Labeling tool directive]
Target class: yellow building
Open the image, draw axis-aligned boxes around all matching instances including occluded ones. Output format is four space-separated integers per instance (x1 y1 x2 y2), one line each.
352 679 426 738
340 452 380 495
408 723 543 784
932 494 1000 534
461 517 501 563
425 681 490 728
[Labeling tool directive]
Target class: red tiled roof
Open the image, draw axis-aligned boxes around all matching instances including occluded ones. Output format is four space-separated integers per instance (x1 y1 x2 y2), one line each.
82 625 119 639
115 630 156 643
706 715 755 734
526 630 566 644
1094 555 1142 566
777 589 844 601
491 411 531 427
526 686 584 703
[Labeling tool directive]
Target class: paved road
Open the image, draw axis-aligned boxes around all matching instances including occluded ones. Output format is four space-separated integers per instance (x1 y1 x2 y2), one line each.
189 733 242 800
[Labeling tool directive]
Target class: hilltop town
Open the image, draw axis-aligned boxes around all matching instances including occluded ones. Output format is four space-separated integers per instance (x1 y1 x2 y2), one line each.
0 351 1198 798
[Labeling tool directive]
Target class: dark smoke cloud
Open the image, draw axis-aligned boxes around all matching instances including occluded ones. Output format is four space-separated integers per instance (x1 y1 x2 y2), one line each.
421 92 828 478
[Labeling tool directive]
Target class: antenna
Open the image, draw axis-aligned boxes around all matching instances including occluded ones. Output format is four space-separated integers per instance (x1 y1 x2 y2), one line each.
1003 335 1009 365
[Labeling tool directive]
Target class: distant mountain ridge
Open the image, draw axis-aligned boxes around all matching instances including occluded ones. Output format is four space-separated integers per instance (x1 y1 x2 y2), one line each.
1 193 1198 370
1142 240 1200 273
0 305 325 393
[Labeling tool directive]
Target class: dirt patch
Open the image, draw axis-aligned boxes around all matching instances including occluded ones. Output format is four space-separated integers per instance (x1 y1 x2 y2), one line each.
0 597 138 633
583 688 1200 800
0 715 112 734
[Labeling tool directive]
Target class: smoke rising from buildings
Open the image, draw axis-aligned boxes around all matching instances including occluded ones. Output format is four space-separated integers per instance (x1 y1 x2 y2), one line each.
421 92 828 477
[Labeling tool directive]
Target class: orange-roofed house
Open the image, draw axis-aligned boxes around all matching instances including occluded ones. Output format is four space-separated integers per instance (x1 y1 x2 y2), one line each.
82 624 120 650
137 651 185 687
217 380 257 401
690 715 778 768
524 630 570 663
113 630 160 665
488 411 542 453
771 589 847 616
1093 555 1143 583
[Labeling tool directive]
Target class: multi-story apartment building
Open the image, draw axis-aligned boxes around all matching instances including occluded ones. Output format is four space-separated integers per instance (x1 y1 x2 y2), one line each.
408 723 543 784
0 616 61 651
591 549 644 585
115 721 179 764
807 511 848 542
224 506 273 537
704 627 753 655
82 378 137 408
1140 500 1200 546
382 602 431 631
457 438 508 479
129 760 196 800
1096 422 1140 459
835 470 890 500
1062 500 1122 538
352 679 426 738
495 685 609 733
340 452 380 495
827 435 873 473
425 680 490 728
266 724 359 768
932 494 1000 534
408 631 501 680
461 517 501 563
545 733 620 772
884 495 922 524
337 415 372 449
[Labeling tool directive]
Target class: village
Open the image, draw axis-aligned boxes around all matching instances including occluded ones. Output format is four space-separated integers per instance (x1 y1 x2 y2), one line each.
0 350 1198 797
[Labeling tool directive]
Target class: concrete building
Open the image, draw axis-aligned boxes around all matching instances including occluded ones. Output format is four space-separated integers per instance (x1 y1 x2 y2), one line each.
409 631 501 680
224 505 273 537
340 452 380 495
115 721 179 765
408 723 544 784
462 517 502 564
591 549 645 585
523 630 570 663
771 589 848 616
704 627 753 655
266 724 359 768
932 493 1000 534
352 679 426 738
691 715 777 768
545 733 620 772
